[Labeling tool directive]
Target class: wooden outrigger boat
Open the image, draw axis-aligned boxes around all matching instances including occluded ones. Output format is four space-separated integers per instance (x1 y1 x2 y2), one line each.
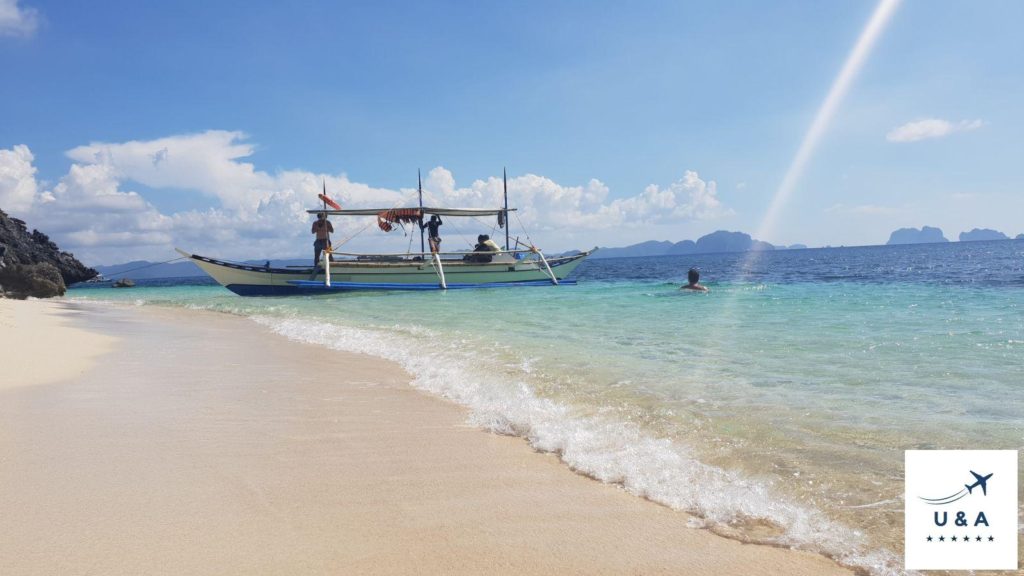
178 172 594 296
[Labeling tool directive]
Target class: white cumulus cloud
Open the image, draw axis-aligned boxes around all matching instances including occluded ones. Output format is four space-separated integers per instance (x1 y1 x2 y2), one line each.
1 131 733 264
885 118 983 143
0 144 38 212
66 131 278 214
0 0 39 37
422 168 730 231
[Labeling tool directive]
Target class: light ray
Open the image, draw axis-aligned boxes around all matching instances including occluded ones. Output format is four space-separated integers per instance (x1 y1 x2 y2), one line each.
755 0 902 244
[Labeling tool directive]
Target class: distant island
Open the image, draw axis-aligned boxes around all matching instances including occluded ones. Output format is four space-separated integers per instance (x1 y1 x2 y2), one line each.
593 225 1023 260
885 226 1022 245
886 226 948 245
79 226 1024 280
94 260 205 280
593 230 779 259
959 228 1009 242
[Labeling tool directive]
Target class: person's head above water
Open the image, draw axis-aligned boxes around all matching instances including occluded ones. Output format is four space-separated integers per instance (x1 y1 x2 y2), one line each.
688 267 700 285
317 212 327 220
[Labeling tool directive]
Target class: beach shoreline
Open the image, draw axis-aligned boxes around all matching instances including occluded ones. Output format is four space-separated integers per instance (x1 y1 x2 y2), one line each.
0 298 851 575
0 298 116 390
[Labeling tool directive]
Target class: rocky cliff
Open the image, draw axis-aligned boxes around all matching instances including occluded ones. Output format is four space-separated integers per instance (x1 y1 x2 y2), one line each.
593 231 777 259
958 228 1009 242
0 208 97 298
685 230 773 254
886 226 948 245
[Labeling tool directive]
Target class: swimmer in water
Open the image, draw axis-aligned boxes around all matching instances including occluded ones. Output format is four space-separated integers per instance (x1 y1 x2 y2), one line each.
681 267 708 292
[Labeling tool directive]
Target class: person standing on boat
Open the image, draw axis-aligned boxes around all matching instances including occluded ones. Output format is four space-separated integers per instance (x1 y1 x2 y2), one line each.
420 214 443 254
311 212 334 265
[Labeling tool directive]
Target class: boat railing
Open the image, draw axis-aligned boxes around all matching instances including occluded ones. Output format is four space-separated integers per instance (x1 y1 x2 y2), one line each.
315 245 564 289
325 248 542 259
284 248 573 269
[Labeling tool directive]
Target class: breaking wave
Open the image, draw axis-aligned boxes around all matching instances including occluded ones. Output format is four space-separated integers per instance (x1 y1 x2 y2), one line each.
252 313 901 575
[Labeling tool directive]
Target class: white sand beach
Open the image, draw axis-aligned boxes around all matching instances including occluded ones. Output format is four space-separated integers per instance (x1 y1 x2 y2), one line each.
0 298 116 390
0 299 851 575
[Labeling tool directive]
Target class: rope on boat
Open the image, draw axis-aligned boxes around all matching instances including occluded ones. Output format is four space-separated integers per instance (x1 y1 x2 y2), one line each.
332 190 421 250
512 210 541 252
102 256 188 277
418 188 503 251
438 216 476 251
405 223 417 254
372 181 541 256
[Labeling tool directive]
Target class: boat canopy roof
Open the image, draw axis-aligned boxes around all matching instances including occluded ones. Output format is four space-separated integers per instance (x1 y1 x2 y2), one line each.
305 207 516 217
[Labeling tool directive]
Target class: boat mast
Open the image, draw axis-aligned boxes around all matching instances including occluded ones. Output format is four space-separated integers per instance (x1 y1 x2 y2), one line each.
323 178 331 249
418 169 425 255
503 167 510 250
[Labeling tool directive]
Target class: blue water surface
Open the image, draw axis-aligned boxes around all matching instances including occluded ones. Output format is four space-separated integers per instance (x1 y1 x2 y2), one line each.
70 240 1024 574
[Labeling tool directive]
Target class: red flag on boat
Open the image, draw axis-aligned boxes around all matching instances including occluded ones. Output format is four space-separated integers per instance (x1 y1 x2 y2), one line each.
318 193 341 210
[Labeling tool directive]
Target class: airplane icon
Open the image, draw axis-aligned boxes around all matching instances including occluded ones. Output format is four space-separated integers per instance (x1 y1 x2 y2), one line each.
965 471 993 496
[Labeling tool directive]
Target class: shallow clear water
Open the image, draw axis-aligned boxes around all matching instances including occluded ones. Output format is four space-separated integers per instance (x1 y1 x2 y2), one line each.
71 240 1024 575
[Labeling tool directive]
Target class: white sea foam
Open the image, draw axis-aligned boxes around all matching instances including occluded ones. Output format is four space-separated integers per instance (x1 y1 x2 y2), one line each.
251 313 902 575
65 293 909 574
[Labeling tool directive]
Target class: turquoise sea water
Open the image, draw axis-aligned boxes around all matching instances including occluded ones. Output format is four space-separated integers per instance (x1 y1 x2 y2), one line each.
70 240 1024 575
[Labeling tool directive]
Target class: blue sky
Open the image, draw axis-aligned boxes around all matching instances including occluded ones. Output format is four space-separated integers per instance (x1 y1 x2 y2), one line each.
1 0 1022 264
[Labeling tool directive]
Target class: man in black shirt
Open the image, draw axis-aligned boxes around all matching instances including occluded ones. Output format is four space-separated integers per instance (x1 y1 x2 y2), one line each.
421 214 443 254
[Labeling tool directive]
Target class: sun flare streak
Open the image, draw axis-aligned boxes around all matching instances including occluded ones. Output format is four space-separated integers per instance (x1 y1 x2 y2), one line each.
755 0 902 244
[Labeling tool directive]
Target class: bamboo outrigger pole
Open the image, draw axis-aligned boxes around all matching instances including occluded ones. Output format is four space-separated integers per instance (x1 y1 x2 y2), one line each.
432 252 447 289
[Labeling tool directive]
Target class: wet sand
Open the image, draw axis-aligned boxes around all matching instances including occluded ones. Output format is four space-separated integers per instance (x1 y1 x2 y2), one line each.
0 299 851 575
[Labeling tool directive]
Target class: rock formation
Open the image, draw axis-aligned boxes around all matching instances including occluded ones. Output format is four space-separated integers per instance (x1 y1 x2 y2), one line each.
694 230 772 254
958 228 1009 242
594 231 779 258
886 226 948 245
0 208 97 299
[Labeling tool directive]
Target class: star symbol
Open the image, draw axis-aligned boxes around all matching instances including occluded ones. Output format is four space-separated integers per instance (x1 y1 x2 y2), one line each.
975 536 982 542
939 536 945 542
926 536 933 542
951 536 957 542
988 536 995 542
963 535 970 543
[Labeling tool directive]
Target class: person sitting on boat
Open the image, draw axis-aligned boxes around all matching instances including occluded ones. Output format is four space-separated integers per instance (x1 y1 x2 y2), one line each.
465 234 502 263
681 267 708 292
480 234 502 253
420 214 443 253
311 212 334 265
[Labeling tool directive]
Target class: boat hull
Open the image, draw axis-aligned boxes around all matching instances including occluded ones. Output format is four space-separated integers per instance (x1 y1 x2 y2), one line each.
179 250 593 296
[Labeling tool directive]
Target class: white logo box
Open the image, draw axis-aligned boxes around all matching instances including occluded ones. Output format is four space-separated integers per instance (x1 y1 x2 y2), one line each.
905 450 1017 570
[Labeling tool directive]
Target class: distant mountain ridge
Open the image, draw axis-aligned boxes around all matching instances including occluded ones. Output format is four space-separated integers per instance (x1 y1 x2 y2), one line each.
886 226 1021 245
959 228 1009 242
93 227 1024 279
94 260 204 280
93 257 311 280
886 226 948 245
593 230 779 259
